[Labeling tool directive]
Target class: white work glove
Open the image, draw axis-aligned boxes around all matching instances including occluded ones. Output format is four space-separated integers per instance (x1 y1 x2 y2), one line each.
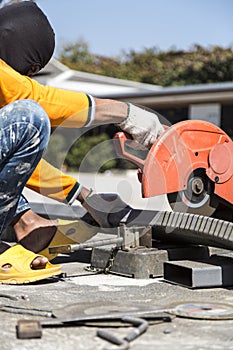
119 103 164 148
82 191 132 228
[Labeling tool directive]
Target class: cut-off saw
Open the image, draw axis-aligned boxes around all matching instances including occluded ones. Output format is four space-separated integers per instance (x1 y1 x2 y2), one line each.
49 120 233 269
114 119 233 220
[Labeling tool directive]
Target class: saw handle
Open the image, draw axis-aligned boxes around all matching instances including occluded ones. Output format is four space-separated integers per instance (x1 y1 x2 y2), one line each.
113 132 148 169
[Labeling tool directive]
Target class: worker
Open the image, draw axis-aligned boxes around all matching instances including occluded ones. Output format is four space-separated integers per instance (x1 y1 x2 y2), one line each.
0 1 164 283
0 98 63 282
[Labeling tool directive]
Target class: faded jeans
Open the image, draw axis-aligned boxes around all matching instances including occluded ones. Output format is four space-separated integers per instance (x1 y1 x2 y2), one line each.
0 100 50 236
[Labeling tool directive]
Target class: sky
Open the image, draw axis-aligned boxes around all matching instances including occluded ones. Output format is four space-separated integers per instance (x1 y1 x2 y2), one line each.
36 0 233 58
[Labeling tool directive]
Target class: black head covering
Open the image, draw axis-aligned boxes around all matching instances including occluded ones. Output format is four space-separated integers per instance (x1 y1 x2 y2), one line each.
0 1 55 75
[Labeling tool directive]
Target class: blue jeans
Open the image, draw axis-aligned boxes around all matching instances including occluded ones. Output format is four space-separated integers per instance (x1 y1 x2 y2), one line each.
0 100 50 236
16 194 31 216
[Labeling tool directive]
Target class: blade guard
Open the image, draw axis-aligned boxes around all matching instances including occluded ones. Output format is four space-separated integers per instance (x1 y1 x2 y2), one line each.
114 120 233 206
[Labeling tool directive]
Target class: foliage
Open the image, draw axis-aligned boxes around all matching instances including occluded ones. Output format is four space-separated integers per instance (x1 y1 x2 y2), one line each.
59 41 233 86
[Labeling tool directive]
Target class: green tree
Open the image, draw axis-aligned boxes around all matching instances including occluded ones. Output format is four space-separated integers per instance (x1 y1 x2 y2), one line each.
59 42 233 87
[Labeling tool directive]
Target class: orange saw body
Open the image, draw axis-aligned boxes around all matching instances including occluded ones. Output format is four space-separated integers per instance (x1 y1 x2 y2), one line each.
114 120 233 217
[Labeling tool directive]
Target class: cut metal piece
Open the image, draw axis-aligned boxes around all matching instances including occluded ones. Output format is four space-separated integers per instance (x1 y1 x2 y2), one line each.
164 255 233 288
16 320 42 339
164 260 222 288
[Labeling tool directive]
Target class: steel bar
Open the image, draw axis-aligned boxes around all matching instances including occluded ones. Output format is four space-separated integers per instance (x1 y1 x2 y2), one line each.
49 237 123 254
97 329 129 350
97 316 149 350
122 316 148 342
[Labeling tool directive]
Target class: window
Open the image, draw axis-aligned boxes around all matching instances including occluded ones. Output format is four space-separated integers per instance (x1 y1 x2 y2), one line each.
189 104 221 127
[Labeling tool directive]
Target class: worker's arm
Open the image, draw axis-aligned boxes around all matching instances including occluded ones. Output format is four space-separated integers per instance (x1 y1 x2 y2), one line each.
0 59 163 147
0 59 128 128
0 59 163 205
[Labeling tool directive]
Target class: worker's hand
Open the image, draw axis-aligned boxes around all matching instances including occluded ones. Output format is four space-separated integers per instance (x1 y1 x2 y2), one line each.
119 103 164 149
82 191 131 227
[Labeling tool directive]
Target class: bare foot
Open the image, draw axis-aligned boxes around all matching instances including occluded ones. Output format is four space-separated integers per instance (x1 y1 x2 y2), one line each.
10 209 58 254
2 256 48 270
13 209 57 241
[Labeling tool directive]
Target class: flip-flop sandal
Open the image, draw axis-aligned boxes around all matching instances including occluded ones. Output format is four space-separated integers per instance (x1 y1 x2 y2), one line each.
39 218 99 260
0 244 61 284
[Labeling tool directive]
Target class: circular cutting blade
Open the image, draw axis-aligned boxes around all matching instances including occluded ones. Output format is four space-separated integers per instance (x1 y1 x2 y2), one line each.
169 302 233 320
168 168 217 217
168 192 216 216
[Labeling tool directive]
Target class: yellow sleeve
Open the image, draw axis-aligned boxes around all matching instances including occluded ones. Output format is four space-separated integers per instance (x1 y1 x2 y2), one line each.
0 59 93 127
27 159 81 204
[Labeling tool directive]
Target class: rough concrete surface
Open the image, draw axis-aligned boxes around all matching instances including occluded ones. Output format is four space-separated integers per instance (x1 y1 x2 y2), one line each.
1 244 233 350
1 171 232 350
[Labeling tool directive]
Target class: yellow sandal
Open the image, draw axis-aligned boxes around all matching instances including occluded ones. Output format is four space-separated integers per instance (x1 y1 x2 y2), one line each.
0 244 61 284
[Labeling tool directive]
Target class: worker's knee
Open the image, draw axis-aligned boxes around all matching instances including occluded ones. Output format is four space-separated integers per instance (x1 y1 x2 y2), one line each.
0 100 50 149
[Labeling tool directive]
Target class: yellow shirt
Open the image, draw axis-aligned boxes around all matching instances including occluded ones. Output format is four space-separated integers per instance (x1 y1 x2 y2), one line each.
0 59 92 202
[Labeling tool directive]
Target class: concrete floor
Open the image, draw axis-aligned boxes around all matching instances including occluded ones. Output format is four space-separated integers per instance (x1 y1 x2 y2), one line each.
0 171 232 350
1 245 233 350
